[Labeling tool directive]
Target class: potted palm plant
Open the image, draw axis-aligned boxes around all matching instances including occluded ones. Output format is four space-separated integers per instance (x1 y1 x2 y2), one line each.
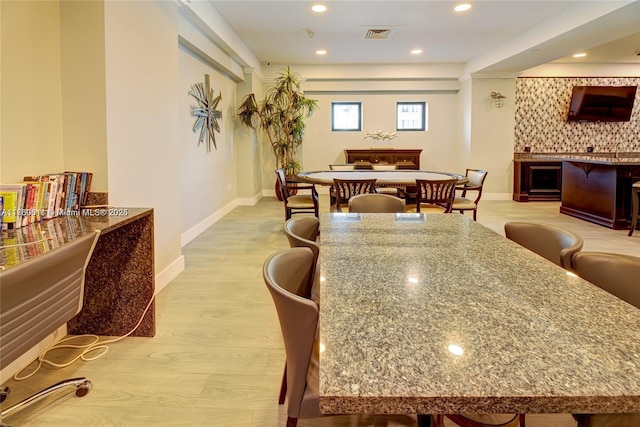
237 67 318 179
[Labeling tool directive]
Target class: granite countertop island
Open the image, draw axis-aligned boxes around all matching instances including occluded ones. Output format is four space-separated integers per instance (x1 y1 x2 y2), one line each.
318 213 640 416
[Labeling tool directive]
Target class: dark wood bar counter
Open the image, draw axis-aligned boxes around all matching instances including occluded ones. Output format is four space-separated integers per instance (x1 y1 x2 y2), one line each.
0 208 155 337
533 155 640 230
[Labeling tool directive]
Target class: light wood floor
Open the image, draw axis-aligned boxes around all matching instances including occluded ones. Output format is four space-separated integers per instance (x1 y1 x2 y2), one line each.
2 197 638 426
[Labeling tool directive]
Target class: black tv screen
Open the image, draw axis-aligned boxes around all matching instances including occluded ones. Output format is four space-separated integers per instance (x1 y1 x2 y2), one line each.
567 85 637 122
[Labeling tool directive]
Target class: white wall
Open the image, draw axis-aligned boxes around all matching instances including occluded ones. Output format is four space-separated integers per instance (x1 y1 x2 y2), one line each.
301 91 462 175
103 1 183 290
1 1 64 183
60 1 108 191
178 45 239 239
468 78 517 197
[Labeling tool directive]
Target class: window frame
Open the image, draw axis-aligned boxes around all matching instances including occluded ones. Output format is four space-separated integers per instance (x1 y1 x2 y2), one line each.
331 102 362 131
396 101 426 131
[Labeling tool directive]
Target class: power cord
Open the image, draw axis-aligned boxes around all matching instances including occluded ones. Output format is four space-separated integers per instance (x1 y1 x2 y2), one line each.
14 293 156 381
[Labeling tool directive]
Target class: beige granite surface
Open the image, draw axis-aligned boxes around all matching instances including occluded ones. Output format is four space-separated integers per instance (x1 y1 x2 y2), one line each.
318 213 640 416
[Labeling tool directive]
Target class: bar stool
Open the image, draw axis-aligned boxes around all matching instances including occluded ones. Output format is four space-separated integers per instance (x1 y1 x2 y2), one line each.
629 180 640 237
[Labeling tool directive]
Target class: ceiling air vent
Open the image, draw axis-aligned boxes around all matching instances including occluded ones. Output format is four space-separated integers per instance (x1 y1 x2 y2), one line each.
365 29 391 39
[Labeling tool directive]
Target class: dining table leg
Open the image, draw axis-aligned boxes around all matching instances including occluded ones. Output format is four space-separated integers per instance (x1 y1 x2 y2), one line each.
417 413 435 427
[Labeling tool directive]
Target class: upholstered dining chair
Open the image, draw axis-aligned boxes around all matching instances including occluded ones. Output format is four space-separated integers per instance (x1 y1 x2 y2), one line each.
283 217 320 300
329 164 355 171
408 178 458 213
263 247 322 427
504 222 583 270
372 163 401 196
275 168 319 221
348 193 405 213
280 217 320 405
629 180 639 236
332 178 377 212
572 252 640 310
436 414 525 427
328 164 355 206
452 169 488 220
0 230 100 423
571 252 640 427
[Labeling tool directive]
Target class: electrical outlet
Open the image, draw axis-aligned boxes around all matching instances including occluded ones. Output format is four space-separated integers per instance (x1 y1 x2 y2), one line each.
524 146 531 153
227 184 232 191
587 146 594 153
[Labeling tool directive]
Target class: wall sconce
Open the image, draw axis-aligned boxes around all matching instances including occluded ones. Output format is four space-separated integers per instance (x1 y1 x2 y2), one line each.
490 91 506 108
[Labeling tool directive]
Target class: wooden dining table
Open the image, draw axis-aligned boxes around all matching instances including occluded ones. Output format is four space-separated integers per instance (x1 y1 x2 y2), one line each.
317 213 640 425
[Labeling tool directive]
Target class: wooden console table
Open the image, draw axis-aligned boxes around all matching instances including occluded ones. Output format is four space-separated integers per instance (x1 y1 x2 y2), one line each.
0 208 155 337
345 149 422 170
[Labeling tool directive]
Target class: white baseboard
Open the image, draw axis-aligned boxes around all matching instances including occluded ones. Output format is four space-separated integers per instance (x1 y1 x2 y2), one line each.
155 255 185 294
236 192 262 206
181 200 239 247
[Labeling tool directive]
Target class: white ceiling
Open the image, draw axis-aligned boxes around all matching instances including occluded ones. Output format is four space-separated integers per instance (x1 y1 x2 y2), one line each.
207 0 640 74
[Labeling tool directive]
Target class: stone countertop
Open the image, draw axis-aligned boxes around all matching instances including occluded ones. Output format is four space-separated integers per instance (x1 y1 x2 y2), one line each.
514 153 640 165
1 207 152 267
318 213 640 415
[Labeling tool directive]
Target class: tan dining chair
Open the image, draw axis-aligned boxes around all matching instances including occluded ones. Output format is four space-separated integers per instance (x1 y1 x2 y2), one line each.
328 164 355 206
372 163 401 196
504 222 583 270
263 247 322 427
436 414 525 427
452 169 488 221
0 230 100 422
348 193 405 213
283 216 320 301
332 178 377 212
572 251 640 309
329 164 355 171
629 180 639 236
571 251 640 427
280 217 320 405
275 168 319 221
408 178 458 213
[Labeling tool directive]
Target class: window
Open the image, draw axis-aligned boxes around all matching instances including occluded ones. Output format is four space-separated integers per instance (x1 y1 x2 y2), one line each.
396 102 426 131
332 102 362 131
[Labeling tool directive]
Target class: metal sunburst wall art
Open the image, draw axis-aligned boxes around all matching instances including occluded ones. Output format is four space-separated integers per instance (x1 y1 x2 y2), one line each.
189 74 222 152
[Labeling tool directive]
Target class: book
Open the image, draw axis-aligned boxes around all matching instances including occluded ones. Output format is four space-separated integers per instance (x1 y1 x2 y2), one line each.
0 190 18 229
64 171 93 208
23 181 44 222
0 184 27 229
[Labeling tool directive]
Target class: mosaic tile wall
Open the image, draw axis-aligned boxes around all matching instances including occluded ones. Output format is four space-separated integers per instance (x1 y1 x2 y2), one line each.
514 77 640 153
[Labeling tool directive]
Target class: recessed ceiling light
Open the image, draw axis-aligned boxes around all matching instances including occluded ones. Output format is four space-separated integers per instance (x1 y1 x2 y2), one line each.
573 52 587 58
454 3 472 12
316 49 327 55
312 4 327 13
411 49 423 55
